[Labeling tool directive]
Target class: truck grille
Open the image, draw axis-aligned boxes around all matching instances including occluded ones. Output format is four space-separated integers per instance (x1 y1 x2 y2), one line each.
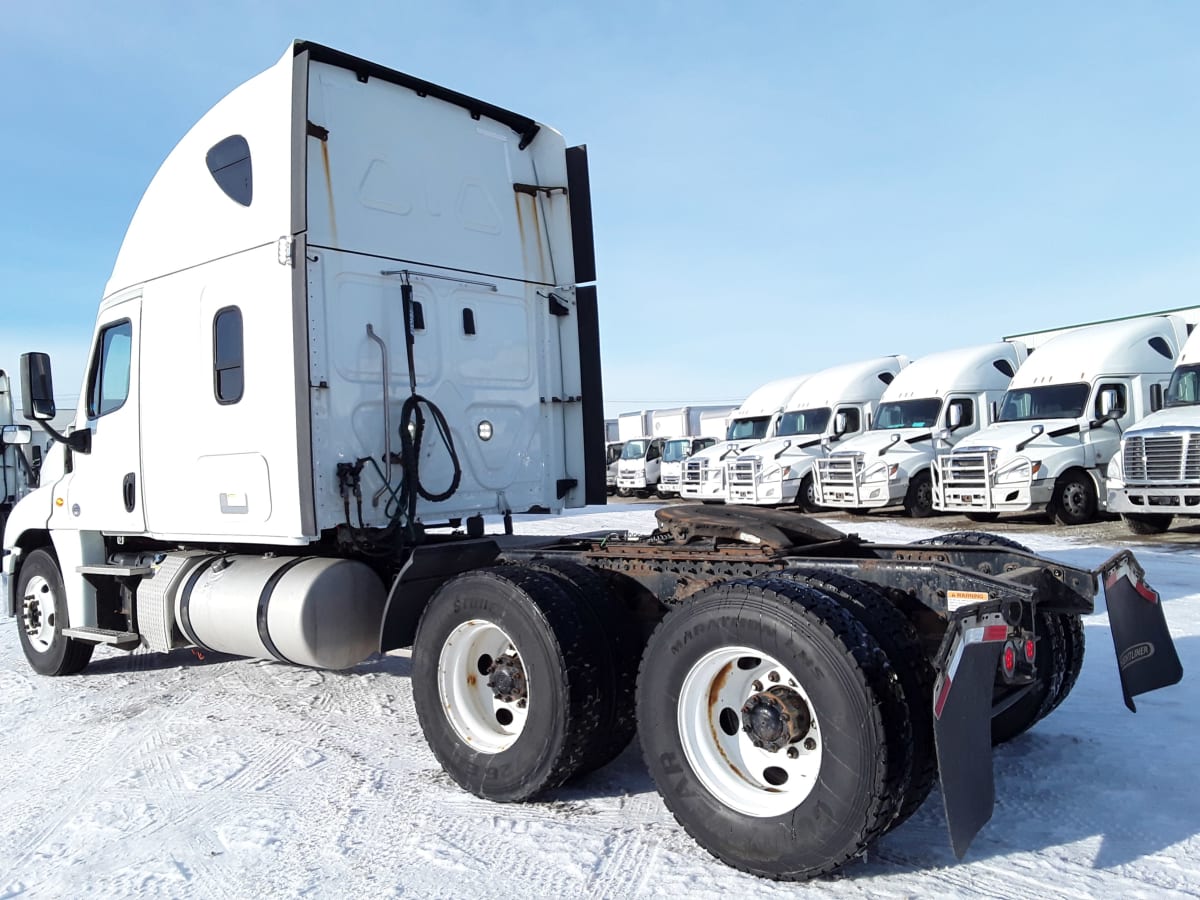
728 458 760 487
816 454 861 485
940 450 996 488
1123 434 1200 483
682 458 708 488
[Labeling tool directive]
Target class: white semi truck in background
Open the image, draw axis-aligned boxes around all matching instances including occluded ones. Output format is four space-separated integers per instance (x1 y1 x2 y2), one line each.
936 317 1181 525
1106 327 1200 534
726 356 907 511
815 342 1027 518
678 375 810 503
2 41 1181 883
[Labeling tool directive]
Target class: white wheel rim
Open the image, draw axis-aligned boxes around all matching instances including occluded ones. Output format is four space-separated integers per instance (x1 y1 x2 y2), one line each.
437 619 529 754
678 645 822 817
21 574 56 653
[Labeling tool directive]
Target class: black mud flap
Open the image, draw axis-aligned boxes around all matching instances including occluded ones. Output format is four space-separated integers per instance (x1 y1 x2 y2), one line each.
1100 551 1184 712
932 618 1007 859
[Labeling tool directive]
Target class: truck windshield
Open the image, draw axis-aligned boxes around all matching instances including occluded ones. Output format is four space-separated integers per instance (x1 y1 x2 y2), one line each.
663 439 692 462
872 399 941 429
778 407 831 437
1165 364 1200 408
997 383 1089 421
727 416 771 441
621 440 649 460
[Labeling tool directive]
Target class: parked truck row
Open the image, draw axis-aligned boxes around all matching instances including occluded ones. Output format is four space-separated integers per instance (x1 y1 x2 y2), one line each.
1 41 1183 883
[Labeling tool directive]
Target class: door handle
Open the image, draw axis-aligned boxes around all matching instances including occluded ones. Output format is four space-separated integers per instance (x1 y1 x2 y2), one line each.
122 473 136 513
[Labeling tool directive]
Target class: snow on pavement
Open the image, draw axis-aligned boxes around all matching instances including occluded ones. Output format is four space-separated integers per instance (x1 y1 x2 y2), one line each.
0 508 1197 898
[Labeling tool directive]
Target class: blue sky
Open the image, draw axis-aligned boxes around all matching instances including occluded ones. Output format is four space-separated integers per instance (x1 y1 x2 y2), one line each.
4 2 1200 416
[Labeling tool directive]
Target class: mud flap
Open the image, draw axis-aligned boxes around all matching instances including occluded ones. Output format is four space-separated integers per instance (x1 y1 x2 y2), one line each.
932 620 1007 858
1100 551 1184 712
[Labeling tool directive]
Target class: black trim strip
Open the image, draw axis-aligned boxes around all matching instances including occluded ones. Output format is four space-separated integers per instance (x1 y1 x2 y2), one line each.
1049 424 1082 438
296 42 541 149
178 555 226 653
906 432 934 445
565 145 597 285
576 285 606 506
256 557 312 664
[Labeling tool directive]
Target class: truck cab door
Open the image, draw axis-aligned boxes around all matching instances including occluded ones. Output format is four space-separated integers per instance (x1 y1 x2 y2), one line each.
60 297 145 535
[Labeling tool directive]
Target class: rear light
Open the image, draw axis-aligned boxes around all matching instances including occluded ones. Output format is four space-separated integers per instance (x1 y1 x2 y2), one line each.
1002 642 1017 677
1024 638 1036 663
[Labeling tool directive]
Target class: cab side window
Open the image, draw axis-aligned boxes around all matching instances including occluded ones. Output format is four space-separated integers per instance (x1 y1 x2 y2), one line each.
86 320 133 419
837 408 862 434
214 307 244 404
947 397 975 429
647 440 662 461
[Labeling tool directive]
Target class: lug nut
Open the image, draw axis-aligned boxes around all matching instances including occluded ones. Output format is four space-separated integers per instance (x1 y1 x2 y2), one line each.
752 680 763 692
787 747 799 759
768 671 780 683
804 737 817 751
517 699 527 709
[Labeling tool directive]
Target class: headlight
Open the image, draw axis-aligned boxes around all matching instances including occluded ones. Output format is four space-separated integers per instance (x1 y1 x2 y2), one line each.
1107 453 1124 481
995 459 1041 485
862 463 899 484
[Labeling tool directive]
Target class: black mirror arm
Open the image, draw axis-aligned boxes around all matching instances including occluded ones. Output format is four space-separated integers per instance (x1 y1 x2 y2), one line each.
37 421 91 454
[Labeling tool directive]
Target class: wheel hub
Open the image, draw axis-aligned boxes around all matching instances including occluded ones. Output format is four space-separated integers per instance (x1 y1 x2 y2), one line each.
486 653 527 703
741 686 811 752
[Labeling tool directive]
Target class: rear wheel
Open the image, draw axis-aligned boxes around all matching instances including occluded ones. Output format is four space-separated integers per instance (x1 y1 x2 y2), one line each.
1122 513 1173 535
903 471 934 518
1049 471 1097 526
16 548 94 676
776 570 935 830
637 578 910 880
411 567 603 801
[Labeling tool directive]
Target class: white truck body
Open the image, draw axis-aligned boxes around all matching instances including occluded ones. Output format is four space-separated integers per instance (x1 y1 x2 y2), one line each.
604 419 619 443
936 318 1181 523
698 408 733 440
617 410 653 442
649 405 735 497
726 356 908 508
4 41 602 653
678 376 810 502
605 440 625 494
814 342 1027 516
1106 327 1200 532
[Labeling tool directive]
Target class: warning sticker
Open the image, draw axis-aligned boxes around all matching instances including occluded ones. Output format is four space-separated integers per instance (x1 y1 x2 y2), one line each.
947 589 989 611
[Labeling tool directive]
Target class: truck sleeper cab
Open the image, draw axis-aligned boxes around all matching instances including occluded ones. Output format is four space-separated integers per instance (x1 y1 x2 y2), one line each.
726 356 907 511
936 318 1180 525
679 375 810 503
814 342 1025 518
1106 327 1200 533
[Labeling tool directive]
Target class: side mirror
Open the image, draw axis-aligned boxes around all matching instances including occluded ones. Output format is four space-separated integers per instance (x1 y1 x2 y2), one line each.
1099 388 1119 420
947 403 963 431
0 424 32 446
834 411 848 436
19 353 56 421
1151 383 1164 413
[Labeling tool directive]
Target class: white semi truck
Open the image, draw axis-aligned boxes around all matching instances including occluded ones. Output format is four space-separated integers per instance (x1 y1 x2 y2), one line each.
1106 327 1200 534
814 342 1027 518
936 317 1181 525
726 356 907 511
678 376 810 503
4 41 1181 882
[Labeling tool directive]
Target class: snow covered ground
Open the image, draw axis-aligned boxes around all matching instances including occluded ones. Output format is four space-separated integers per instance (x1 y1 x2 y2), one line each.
1 507 1197 898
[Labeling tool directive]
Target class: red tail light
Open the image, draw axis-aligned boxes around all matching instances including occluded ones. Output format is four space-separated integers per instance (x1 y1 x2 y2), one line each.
1024 638 1036 663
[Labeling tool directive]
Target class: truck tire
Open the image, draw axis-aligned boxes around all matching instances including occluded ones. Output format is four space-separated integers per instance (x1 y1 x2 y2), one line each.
411 567 603 802
15 548 94 676
903 471 934 518
637 577 910 880
915 530 1030 553
795 473 820 513
1122 513 1173 535
527 560 642 775
1048 613 1085 716
776 569 935 830
1049 471 1097 526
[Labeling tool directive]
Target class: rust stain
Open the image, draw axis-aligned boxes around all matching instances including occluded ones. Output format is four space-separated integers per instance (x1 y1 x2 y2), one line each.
513 191 545 282
467 672 477 688
320 142 337 245
707 661 741 775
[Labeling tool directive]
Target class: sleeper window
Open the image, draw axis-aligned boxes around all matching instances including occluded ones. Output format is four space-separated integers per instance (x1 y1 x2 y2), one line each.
214 307 244 404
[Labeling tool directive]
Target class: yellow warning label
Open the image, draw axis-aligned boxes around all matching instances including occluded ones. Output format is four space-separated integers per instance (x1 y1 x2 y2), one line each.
946 590 989 610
